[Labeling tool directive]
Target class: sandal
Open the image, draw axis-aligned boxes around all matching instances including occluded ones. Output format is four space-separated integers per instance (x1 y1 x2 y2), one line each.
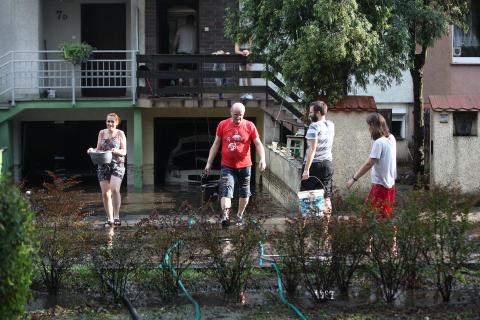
114 219 121 226
104 220 113 227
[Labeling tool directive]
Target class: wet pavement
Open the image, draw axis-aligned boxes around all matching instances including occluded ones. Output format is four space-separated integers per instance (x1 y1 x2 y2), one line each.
81 183 292 229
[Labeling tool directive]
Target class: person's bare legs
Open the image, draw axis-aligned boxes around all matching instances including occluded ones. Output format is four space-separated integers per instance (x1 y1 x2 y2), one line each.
100 180 114 223
110 176 122 221
237 197 249 219
221 196 231 221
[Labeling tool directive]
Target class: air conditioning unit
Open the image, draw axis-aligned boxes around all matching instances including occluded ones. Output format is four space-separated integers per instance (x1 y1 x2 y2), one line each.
453 46 462 57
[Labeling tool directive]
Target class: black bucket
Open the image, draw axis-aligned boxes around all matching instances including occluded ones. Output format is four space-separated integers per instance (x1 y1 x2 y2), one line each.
201 177 219 202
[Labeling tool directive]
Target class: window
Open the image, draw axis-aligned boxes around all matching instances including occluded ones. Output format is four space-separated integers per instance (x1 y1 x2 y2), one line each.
453 112 477 136
453 1 480 63
391 107 407 140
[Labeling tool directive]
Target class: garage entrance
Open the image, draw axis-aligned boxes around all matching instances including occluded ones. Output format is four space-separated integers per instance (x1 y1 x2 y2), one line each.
22 121 127 187
154 117 256 185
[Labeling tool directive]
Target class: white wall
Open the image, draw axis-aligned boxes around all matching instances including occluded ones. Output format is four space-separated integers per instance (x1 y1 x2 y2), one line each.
430 111 480 192
352 70 413 104
42 0 132 51
0 0 41 55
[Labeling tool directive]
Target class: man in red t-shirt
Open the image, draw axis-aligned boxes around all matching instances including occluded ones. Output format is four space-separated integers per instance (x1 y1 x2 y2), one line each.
205 102 266 227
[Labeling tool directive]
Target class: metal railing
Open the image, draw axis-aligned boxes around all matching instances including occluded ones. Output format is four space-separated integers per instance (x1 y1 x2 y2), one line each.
137 54 304 118
0 50 137 106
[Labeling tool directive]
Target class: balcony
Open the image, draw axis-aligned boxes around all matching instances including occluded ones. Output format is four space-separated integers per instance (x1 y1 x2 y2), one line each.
0 50 137 106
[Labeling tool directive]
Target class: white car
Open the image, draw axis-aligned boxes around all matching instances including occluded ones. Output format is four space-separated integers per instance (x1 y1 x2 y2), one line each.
165 135 220 184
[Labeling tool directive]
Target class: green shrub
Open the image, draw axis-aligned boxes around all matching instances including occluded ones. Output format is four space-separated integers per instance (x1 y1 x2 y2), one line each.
30 172 90 294
194 218 263 302
60 42 95 65
270 217 307 297
419 186 477 302
0 176 35 319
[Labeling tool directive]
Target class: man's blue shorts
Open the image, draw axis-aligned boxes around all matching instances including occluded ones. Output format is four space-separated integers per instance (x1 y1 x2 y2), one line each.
219 166 251 198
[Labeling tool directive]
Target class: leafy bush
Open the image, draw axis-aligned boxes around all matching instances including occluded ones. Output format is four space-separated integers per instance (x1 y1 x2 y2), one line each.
0 175 35 319
92 228 144 302
30 172 90 294
60 42 95 65
194 217 263 302
270 217 308 297
136 209 196 301
330 216 369 294
419 186 477 302
300 217 336 303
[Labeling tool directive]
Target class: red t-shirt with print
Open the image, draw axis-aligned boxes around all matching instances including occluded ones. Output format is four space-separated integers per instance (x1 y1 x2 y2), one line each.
216 119 259 168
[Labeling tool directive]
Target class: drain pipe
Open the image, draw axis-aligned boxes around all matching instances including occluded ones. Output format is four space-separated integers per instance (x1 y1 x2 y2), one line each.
163 218 200 320
95 266 141 320
254 221 308 320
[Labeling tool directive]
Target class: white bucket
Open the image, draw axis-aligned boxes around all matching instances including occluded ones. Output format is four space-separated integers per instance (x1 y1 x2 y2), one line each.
298 189 325 217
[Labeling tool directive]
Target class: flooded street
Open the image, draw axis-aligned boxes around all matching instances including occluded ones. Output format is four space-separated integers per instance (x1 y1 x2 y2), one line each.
80 183 291 228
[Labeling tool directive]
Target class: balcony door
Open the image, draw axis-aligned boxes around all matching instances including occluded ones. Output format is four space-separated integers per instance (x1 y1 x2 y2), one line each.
81 3 126 97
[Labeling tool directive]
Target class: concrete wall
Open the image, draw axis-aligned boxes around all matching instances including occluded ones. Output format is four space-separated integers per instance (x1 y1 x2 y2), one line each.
424 26 480 98
263 146 302 211
263 111 375 210
430 111 480 192
41 0 133 51
0 0 41 55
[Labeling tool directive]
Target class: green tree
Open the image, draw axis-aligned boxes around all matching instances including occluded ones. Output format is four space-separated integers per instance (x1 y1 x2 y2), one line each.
0 176 35 319
392 0 469 177
225 0 409 104
226 0 469 177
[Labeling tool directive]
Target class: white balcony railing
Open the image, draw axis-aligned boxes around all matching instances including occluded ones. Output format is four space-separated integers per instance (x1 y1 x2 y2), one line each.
0 50 137 106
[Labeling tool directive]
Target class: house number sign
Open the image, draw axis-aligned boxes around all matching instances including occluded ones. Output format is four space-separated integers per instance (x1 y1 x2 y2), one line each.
56 10 68 21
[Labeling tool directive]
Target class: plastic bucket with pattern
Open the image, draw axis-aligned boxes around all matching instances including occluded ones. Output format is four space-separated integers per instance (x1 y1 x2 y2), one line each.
89 150 112 165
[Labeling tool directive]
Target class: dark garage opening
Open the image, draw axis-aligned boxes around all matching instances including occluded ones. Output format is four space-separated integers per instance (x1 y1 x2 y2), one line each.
22 120 127 187
154 117 256 186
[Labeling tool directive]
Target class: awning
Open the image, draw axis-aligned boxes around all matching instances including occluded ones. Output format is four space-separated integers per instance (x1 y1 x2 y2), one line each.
429 95 480 112
316 95 376 112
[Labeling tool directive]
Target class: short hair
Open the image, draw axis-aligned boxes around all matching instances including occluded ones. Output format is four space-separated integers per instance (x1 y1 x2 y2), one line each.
107 113 121 125
310 101 328 115
366 113 390 140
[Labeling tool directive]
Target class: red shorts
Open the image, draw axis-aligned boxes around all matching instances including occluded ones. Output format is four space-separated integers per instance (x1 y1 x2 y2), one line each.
365 184 396 219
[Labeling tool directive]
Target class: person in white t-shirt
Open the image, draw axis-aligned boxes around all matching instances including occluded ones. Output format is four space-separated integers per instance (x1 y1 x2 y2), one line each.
173 15 197 87
346 113 397 219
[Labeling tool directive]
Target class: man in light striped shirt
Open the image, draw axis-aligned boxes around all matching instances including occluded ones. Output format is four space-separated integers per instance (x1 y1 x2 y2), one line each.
301 101 335 214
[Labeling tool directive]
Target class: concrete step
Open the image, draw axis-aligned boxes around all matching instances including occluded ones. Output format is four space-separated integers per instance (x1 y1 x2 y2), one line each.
0 102 10 110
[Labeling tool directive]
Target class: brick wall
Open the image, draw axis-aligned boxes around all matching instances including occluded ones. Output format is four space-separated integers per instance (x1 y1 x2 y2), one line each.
144 0 236 54
198 0 236 54
144 0 157 54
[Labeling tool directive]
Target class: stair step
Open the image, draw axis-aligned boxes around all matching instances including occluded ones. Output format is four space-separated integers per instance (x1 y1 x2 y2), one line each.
0 103 10 110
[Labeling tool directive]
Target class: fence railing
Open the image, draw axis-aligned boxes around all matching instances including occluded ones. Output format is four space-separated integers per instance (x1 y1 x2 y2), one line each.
137 54 304 118
0 50 137 106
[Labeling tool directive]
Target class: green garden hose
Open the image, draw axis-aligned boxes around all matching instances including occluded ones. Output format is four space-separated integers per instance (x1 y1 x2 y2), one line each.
164 236 200 320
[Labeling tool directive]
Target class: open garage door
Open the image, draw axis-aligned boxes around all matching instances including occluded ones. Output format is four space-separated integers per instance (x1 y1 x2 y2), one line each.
22 121 127 187
154 117 256 186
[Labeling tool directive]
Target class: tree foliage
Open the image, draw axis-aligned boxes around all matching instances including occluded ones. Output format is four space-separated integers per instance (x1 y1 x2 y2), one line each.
392 0 469 176
225 0 410 104
0 176 35 319
226 0 469 176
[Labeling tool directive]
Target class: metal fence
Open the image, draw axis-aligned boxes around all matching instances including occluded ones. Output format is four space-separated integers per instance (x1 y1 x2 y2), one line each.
0 50 137 106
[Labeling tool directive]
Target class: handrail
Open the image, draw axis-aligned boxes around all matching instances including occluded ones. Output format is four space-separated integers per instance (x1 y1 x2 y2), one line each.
266 86 304 119
0 51 12 60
